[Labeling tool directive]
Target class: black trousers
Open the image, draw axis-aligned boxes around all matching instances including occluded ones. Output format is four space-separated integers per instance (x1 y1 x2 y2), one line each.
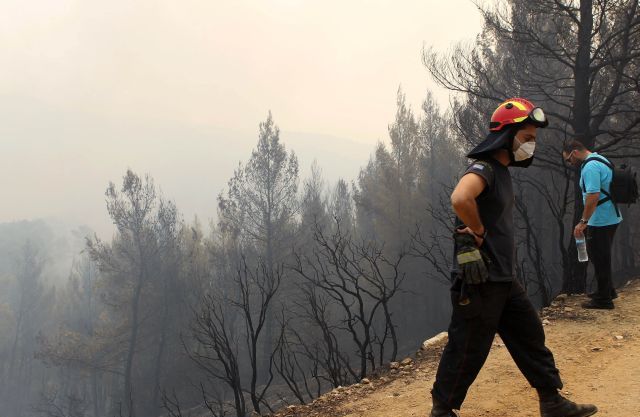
586 223 618 302
432 280 562 410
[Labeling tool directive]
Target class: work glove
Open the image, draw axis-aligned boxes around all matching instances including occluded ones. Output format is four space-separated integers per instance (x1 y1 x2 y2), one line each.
454 232 489 285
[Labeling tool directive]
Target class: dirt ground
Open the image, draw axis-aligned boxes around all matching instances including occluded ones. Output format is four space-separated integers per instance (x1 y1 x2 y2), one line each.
274 279 640 417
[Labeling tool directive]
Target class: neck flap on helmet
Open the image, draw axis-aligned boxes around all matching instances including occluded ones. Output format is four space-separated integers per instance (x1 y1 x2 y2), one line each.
466 126 534 168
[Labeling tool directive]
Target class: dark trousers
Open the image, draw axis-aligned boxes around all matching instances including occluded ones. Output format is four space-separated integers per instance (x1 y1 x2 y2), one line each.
586 223 618 302
432 280 562 410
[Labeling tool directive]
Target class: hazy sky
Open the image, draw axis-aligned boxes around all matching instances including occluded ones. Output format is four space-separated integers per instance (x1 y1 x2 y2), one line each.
1 0 484 236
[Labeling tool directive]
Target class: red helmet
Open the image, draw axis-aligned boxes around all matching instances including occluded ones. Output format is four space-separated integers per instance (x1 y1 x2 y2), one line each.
489 98 548 131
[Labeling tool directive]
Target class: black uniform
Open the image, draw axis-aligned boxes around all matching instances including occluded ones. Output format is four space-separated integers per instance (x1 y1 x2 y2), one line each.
431 157 563 410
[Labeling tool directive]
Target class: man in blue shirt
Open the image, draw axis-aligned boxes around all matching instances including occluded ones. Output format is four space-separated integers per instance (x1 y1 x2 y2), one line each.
563 140 622 309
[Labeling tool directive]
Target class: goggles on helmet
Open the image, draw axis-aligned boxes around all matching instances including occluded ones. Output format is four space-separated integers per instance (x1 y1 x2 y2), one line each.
529 107 547 126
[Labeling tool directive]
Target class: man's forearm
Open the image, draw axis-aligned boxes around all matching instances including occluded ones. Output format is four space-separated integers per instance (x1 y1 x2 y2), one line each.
581 193 600 221
452 197 484 234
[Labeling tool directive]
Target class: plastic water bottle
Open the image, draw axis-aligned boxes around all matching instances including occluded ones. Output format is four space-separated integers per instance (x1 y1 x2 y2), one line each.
576 232 588 262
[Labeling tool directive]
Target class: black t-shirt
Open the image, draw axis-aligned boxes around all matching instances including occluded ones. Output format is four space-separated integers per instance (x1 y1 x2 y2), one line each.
460 158 515 282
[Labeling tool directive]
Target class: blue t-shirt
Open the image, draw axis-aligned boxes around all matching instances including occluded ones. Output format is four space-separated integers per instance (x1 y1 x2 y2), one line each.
580 153 622 226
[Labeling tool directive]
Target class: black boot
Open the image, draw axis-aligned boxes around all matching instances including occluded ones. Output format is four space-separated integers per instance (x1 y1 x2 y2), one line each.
429 396 459 417
539 393 598 417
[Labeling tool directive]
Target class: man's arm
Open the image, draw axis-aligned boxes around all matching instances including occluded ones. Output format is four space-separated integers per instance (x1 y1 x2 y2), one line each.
581 192 600 221
451 173 487 243
574 165 601 236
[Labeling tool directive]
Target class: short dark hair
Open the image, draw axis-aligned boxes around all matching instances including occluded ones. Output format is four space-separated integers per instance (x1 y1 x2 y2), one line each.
562 140 587 153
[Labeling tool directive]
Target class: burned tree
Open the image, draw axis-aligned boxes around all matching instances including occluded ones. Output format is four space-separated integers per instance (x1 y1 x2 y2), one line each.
290 218 407 381
86 170 180 417
185 256 282 417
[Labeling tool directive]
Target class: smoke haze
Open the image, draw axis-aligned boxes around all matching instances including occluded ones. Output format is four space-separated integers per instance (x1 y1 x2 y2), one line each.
1 0 482 235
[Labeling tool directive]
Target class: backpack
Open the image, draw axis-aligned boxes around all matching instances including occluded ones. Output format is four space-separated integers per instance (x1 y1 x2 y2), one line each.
580 155 638 216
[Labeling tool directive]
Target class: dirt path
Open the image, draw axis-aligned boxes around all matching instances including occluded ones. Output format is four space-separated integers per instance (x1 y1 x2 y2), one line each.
276 280 640 417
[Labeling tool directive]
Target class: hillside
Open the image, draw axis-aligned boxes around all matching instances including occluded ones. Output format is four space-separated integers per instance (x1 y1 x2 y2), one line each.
273 279 640 417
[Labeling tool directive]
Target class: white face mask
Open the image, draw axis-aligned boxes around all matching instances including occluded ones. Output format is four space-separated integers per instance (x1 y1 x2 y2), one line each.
512 138 536 161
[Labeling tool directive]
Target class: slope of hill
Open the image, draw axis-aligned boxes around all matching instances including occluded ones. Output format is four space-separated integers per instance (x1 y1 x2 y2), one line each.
273 279 640 417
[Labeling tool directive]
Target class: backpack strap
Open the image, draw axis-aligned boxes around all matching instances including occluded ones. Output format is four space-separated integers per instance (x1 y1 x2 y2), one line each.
580 156 621 217
581 155 614 170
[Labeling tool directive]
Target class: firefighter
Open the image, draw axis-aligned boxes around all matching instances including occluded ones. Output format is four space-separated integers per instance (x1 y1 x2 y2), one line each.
429 99 598 417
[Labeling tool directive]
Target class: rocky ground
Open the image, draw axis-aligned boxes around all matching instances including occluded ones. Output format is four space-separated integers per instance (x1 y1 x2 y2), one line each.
271 279 640 417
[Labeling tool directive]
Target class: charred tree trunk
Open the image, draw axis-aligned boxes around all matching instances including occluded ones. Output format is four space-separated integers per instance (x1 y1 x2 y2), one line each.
123 276 144 417
152 304 169 412
565 0 595 294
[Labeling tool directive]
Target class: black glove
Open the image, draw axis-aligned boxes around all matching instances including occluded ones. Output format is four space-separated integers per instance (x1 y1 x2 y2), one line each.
454 232 489 285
